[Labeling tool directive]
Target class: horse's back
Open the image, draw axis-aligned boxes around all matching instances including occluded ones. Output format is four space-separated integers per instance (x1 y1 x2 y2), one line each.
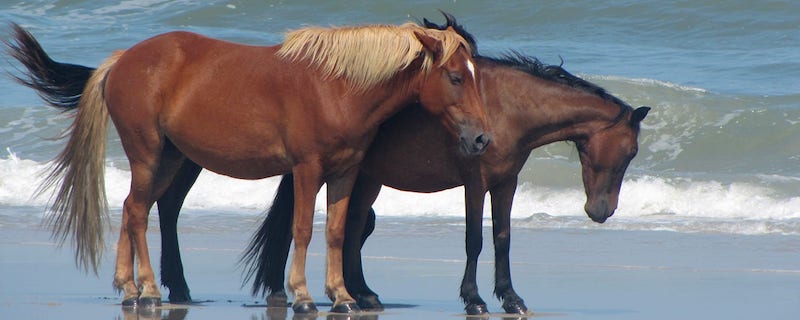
102 31 301 179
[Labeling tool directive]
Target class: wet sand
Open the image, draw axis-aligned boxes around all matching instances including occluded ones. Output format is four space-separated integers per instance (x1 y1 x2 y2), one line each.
1 214 799 319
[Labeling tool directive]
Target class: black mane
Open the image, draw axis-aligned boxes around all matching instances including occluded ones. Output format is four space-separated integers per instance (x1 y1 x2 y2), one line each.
422 11 478 54
422 12 631 112
485 52 630 111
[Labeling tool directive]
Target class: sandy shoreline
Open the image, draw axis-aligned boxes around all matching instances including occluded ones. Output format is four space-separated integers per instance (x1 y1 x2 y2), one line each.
1 214 798 319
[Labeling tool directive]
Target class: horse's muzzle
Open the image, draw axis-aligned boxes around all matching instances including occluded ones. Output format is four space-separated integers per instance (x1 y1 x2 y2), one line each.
460 132 491 156
585 199 614 224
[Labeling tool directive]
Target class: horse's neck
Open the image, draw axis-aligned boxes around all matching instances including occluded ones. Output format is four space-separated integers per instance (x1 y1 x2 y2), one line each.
485 68 619 153
353 71 421 130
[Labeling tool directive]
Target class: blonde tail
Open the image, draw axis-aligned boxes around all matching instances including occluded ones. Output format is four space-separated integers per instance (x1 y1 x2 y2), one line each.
38 51 125 274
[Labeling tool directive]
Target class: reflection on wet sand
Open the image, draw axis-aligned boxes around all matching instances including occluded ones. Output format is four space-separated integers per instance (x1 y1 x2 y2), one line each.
120 306 188 320
117 304 432 320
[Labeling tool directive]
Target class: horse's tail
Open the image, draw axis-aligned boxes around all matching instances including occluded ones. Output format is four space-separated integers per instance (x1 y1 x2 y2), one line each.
6 23 125 274
240 174 296 296
4 23 95 110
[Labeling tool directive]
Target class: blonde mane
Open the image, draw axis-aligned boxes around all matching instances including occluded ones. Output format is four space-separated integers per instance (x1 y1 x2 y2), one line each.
276 22 471 91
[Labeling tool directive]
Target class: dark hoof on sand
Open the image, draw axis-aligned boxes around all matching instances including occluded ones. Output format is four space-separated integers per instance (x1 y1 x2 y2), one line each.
330 302 360 314
292 301 319 314
121 298 138 309
267 291 289 308
356 295 384 311
502 301 529 315
138 297 162 309
465 303 489 315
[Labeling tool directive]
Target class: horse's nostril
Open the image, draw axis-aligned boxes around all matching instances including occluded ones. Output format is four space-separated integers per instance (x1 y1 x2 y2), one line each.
460 132 491 155
476 133 491 149
475 134 485 145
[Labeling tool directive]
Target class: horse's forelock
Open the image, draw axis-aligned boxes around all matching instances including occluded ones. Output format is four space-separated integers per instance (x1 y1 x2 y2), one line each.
416 26 473 69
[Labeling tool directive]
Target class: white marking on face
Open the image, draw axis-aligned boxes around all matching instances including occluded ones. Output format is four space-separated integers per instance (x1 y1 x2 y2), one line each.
466 59 476 79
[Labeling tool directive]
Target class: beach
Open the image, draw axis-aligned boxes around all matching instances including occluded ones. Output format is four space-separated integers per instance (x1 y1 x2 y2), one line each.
2 212 798 319
2 1 800 319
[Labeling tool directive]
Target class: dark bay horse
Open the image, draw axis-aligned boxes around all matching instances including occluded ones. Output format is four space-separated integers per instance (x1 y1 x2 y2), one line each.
239 17 650 315
6 22 490 314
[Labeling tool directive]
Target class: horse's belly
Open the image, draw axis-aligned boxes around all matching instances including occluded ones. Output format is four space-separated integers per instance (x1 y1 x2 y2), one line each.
362 134 464 192
170 132 292 180
367 164 462 193
359 109 464 192
198 156 291 180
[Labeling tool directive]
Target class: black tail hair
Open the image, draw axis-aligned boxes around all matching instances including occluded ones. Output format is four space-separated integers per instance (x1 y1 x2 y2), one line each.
4 23 95 110
240 174 296 296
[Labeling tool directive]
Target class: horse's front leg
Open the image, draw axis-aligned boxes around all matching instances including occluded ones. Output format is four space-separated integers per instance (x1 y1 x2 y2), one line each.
490 177 528 315
343 174 384 310
286 163 324 314
325 169 361 313
460 184 489 315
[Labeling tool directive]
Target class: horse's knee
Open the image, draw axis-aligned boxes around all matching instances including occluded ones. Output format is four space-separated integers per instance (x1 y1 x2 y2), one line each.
292 225 312 245
495 230 510 242
326 224 346 246
494 230 511 252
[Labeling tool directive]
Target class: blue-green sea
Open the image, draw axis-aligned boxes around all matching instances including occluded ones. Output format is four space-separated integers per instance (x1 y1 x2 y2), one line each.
1 0 800 235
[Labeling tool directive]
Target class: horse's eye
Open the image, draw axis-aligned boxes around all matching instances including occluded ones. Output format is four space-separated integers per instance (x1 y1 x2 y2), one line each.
448 72 463 85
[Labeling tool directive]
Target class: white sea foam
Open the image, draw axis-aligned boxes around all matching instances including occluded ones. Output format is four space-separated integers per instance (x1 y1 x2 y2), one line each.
3 153 798 235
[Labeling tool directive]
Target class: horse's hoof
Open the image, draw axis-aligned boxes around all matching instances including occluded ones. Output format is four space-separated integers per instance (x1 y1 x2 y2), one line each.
292 301 318 314
502 300 529 315
121 297 138 309
330 302 360 314
465 303 489 315
267 291 289 308
356 294 384 311
138 297 162 309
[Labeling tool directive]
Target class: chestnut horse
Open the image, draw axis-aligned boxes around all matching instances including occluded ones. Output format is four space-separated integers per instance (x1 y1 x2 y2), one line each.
238 16 650 315
6 22 490 314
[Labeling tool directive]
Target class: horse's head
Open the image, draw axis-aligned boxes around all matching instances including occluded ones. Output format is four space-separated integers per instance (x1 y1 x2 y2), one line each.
577 106 649 223
413 29 491 156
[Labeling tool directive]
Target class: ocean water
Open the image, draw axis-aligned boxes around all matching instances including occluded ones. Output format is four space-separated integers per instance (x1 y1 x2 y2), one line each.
1 0 799 236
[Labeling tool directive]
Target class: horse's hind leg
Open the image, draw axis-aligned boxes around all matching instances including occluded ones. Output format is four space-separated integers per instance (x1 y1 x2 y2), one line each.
490 178 528 315
114 209 138 307
116 161 163 308
157 160 202 303
114 136 188 308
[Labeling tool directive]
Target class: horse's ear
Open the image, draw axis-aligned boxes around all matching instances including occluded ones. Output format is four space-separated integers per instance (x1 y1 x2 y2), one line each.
414 30 443 60
631 106 650 125
422 18 440 29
